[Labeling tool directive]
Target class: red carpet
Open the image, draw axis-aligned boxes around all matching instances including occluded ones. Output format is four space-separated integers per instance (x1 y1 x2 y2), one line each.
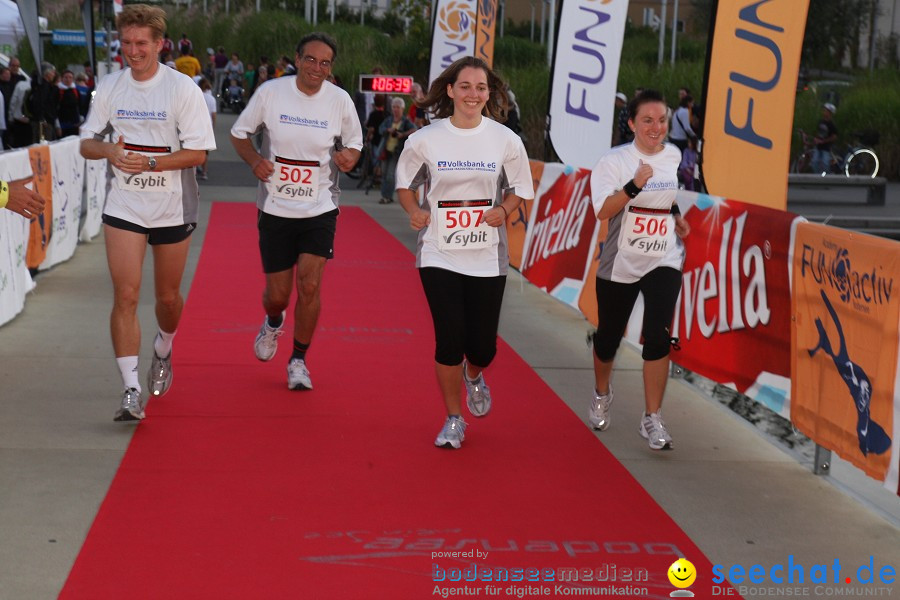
61 204 733 599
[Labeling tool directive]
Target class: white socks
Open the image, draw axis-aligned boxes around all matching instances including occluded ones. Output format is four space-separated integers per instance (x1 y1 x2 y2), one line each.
116 356 140 392
154 329 176 358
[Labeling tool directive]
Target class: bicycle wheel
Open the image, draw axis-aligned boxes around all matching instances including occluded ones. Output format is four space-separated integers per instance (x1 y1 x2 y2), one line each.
844 148 879 178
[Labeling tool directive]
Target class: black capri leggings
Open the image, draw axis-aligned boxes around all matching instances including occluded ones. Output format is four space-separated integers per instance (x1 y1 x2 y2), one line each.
419 267 507 367
593 266 682 362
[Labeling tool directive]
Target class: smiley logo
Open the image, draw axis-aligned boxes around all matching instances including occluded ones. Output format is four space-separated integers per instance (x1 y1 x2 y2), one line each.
668 558 697 589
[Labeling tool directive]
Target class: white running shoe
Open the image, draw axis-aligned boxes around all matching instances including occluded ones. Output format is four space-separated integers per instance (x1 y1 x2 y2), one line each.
114 388 144 422
463 361 492 417
434 416 467 449
147 350 173 397
639 412 673 450
589 384 614 431
254 312 285 361
287 358 313 390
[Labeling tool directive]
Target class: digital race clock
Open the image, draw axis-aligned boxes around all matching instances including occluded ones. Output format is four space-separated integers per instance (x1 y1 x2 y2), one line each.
358 74 414 94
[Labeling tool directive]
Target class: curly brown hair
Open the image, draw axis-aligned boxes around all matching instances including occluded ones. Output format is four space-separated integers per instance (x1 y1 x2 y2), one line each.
418 56 509 122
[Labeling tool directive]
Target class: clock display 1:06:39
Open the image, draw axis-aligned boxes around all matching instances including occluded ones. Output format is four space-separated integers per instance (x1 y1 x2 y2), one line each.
359 75 413 94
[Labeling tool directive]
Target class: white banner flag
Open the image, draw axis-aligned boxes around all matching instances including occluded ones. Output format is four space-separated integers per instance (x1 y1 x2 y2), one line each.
548 0 628 169
428 0 477 87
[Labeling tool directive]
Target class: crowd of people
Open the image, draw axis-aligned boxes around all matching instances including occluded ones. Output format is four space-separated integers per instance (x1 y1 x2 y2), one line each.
1 3 700 454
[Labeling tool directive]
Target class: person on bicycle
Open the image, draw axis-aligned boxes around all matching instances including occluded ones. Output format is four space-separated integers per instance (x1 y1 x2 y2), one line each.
811 103 838 175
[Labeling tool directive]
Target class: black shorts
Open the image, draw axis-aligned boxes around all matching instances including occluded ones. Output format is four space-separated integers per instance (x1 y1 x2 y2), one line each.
419 267 506 367
257 209 338 273
102 214 196 245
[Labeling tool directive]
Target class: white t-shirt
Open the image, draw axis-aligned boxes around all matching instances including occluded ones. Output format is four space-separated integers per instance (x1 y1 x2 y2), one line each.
230 78 363 219
80 65 217 228
395 117 534 277
203 89 217 116
589 142 684 283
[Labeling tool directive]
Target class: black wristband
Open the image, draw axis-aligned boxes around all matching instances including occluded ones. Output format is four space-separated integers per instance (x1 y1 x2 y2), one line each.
670 204 681 216
623 180 641 199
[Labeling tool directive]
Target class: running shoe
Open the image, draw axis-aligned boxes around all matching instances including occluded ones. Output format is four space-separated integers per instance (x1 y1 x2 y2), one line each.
114 388 144 422
639 412 673 450
147 350 173 397
434 416 467 449
254 312 285 361
463 361 492 417
588 384 614 431
287 358 313 390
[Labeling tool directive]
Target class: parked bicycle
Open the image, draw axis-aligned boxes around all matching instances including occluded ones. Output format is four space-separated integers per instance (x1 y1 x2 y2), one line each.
791 128 880 177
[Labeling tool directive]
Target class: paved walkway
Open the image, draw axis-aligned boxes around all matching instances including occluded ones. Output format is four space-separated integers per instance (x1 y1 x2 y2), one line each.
1 113 898 599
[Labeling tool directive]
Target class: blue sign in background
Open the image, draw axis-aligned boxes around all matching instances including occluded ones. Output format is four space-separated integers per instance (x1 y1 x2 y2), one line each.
51 30 107 47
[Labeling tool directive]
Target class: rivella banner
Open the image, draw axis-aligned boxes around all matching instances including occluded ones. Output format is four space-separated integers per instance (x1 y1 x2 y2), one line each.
700 0 809 210
519 163 600 309
792 223 900 487
548 0 627 169
429 0 477 87
671 193 803 419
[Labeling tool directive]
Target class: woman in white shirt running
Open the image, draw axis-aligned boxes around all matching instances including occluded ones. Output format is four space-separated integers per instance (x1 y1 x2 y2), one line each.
587 89 690 451
395 56 534 450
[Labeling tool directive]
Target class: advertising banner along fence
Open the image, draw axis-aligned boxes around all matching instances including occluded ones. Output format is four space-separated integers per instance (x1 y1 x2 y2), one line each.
671 193 803 419
792 223 900 490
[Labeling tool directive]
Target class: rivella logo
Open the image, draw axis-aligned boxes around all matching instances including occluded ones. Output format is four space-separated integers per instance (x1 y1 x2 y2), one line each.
438 1 475 41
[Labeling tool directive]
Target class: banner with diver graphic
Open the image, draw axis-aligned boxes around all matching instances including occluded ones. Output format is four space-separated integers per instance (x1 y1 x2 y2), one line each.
791 222 900 490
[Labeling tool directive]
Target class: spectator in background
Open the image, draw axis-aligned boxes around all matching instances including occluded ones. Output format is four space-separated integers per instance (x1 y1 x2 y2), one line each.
30 62 60 143
0 67 14 148
279 55 296 77
503 88 522 138
108 31 121 65
175 47 201 79
407 81 429 128
82 62 95 90
8 76 32 147
668 94 696 154
224 52 244 96
57 69 83 138
8 57 26 85
74 72 91 120
242 62 255 95
612 91 627 146
377 96 416 204
213 46 228 93
811 103 838 175
159 32 175 62
202 48 216 84
198 77 216 181
178 32 193 55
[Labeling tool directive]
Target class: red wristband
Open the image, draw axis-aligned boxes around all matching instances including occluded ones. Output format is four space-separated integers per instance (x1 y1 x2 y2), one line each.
498 204 508 220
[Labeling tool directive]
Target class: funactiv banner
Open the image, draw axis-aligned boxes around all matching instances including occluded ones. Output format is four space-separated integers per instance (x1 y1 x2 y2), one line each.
429 0 477 87
792 222 899 486
700 0 810 210
548 0 628 169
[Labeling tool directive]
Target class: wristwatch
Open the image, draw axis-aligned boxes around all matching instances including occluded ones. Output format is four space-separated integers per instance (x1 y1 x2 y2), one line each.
147 157 157 171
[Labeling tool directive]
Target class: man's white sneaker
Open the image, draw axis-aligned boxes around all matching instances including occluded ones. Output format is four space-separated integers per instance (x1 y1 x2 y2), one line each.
147 350 173 397
588 384 614 431
639 412 673 450
114 388 144 422
254 312 284 361
287 358 313 390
